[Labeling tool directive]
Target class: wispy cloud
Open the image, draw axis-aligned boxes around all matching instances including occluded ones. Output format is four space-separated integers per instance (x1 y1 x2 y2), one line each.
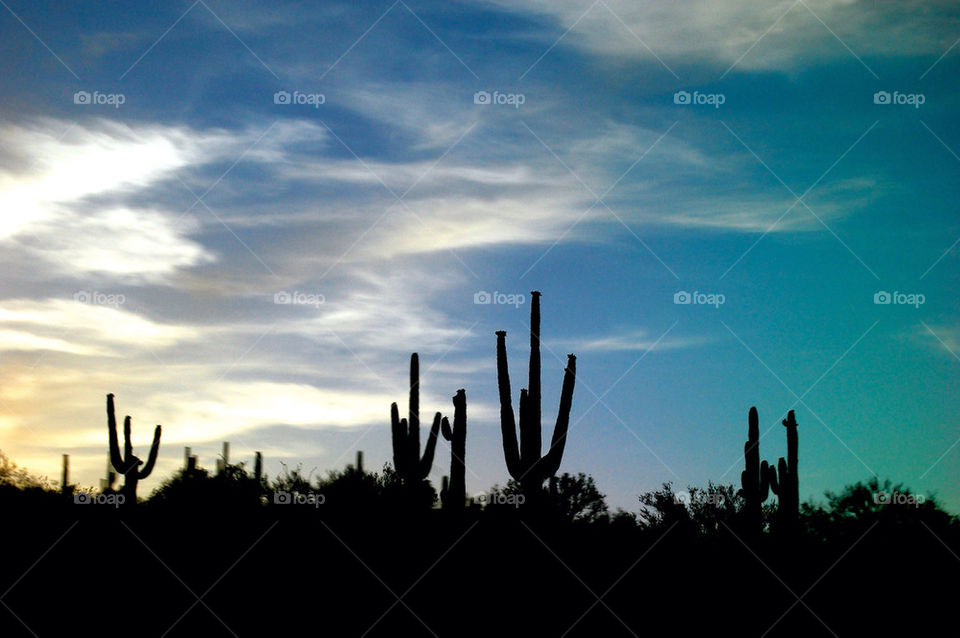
488 0 960 72
558 329 708 353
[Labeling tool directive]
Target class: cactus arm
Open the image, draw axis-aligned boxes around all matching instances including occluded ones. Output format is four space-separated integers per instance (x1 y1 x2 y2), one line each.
778 457 788 486
496 331 522 478
446 389 467 509
758 460 770 501
391 402 407 477
770 458 786 495
541 354 576 477
123 416 136 468
525 291 542 462
784 410 798 510
441 416 452 441
409 353 420 462
518 388 530 472
138 425 162 479
107 394 124 473
745 408 759 482
417 412 442 479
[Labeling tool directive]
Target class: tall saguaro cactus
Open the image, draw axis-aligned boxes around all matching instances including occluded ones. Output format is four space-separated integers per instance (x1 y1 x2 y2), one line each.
60 454 72 495
107 394 161 505
741 407 772 533
440 389 467 510
769 410 800 529
496 291 577 501
390 353 441 492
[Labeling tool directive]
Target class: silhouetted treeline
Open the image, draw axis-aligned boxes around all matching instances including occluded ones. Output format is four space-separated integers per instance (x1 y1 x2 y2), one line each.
0 452 955 636
1 290 956 635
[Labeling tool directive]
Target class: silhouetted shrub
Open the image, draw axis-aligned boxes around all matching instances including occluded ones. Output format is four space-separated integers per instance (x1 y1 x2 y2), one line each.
0 449 55 490
803 476 956 539
148 461 263 510
638 482 742 535
485 472 608 522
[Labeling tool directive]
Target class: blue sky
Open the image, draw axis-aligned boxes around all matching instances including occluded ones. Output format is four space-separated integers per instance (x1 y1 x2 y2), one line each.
1 0 958 512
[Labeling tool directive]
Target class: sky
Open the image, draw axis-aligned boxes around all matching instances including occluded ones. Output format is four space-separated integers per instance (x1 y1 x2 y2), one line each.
0 0 958 513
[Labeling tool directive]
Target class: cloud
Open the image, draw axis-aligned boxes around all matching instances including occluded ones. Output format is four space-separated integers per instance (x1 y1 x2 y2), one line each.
487 0 960 72
559 329 708 353
0 118 218 283
918 325 960 359
0 298 196 356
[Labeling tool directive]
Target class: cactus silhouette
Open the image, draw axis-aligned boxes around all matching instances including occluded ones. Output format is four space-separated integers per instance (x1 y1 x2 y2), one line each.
741 406 772 533
769 410 799 529
440 389 466 510
496 291 577 502
390 353 441 492
99 452 117 494
107 393 161 505
60 453 72 495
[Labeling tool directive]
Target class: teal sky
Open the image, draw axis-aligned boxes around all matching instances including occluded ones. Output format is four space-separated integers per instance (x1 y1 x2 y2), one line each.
0 0 958 513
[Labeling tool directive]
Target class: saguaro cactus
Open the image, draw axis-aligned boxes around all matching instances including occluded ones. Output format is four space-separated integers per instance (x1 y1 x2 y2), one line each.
354 450 364 474
99 453 117 493
107 394 161 505
60 454 72 495
769 410 799 529
216 442 230 474
741 407 772 533
496 291 577 501
390 353 441 490
440 389 467 510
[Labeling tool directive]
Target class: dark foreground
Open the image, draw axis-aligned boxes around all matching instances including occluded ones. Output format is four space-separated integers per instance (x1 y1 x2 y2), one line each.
0 498 954 637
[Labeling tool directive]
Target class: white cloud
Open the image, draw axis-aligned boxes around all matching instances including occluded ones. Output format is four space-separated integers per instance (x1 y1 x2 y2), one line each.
0 118 219 282
560 329 708 353
487 0 959 72
919 325 960 359
0 298 196 355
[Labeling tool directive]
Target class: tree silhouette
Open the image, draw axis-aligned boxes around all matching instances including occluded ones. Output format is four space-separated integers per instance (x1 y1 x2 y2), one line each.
547 472 608 523
639 482 742 534
0 449 53 490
